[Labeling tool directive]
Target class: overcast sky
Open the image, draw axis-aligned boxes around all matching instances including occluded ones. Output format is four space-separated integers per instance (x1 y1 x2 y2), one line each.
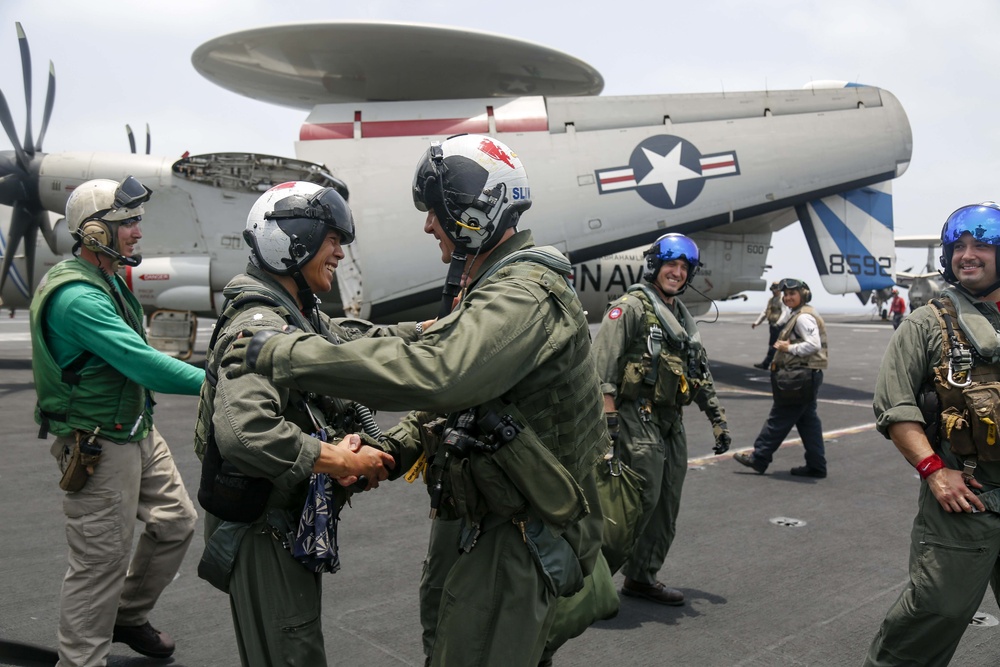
2 0 996 314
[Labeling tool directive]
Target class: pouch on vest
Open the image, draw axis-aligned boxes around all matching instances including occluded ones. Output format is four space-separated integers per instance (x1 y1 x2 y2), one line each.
198 432 272 523
654 352 690 408
771 367 814 406
469 454 528 520
618 359 648 402
522 516 585 598
447 456 490 526
962 382 1000 461
198 519 252 593
940 405 974 456
489 403 588 531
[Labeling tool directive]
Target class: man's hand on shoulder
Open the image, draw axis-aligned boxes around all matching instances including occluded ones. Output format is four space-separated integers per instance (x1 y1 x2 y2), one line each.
222 327 296 380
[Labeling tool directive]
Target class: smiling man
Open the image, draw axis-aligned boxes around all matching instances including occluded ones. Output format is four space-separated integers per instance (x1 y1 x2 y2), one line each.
222 135 608 667
193 181 397 666
30 176 204 665
864 202 1000 666
591 233 730 606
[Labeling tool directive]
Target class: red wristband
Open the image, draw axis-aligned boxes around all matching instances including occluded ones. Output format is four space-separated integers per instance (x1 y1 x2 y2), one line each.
916 454 945 479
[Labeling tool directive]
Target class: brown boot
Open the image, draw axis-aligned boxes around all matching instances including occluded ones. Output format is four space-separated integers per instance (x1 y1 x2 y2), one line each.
112 621 175 659
621 578 685 606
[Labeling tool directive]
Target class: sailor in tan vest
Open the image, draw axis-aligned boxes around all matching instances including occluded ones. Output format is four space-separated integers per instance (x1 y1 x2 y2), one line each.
734 278 828 477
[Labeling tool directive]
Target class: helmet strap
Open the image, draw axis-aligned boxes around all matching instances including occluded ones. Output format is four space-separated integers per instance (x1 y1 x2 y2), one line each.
291 270 319 320
438 245 470 319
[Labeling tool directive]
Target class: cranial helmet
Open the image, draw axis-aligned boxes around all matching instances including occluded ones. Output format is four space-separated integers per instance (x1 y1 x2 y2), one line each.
938 202 1000 291
412 134 531 253
66 175 152 265
244 181 355 276
779 278 812 303
642 233 702 292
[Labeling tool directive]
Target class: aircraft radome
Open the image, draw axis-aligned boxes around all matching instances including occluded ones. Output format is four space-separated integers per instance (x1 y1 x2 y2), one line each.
0 21 912 357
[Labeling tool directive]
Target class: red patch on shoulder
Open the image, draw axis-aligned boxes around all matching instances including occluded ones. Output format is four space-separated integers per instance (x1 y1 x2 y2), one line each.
607 307 623 320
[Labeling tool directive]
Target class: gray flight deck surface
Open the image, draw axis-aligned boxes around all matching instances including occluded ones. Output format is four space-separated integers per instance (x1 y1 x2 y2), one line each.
1 311 998 666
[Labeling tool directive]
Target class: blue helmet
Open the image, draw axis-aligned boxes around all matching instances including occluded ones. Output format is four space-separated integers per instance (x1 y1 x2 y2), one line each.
939 202 1000 285
643 233 701 290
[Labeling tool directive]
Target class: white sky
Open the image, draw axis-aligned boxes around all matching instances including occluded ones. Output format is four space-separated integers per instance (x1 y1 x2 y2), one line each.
2 0 997 314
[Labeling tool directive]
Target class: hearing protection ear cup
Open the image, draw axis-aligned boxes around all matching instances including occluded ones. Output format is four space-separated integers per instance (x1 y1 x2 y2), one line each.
79 220 111 252
801 286 812 303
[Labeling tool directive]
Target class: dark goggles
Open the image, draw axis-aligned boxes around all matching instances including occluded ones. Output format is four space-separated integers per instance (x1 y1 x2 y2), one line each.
779 278 806 290
88 176 152 224
941 202 1000 246
264 187 355 244
113 175 152 211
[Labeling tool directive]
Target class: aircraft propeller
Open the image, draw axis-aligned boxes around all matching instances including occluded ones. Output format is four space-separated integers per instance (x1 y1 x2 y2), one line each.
126 123 151 155
0 22 59 294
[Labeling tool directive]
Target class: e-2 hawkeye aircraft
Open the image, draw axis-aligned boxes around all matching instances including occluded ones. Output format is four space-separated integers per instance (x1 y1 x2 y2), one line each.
0 21 912 357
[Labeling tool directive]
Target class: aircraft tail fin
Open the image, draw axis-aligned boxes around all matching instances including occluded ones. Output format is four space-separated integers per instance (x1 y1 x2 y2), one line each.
795 180 896 295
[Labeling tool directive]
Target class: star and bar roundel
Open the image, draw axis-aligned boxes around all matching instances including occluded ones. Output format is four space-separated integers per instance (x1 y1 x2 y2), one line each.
595 135 740 209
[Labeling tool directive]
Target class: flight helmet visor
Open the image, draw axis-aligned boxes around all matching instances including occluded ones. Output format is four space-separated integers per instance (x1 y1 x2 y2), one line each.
648 233 701 267
941 203 1000 247
939 202 1000 287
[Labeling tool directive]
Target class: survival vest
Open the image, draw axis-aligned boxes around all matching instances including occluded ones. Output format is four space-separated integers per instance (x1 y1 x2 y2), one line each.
194 270 354 520
772 305 828 370
30 258 149 442
929 290 1000 462
471 245 607 484
616 284 709 409
766 295 784 325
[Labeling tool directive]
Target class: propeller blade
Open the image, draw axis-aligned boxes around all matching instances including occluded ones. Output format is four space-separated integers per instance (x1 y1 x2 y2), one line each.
35 208 57 254
15 23 34 158
0 89 29 171
856 290 872 305
0 202 29 294
126 124 136 154
21 207 38 289
35 61 55 152
145 123 151 155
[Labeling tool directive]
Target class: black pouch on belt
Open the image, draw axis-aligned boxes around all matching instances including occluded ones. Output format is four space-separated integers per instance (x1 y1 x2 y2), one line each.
59 430 103 492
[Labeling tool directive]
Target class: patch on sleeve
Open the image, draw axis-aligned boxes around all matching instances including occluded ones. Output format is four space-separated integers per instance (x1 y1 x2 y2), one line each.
607 307 623 320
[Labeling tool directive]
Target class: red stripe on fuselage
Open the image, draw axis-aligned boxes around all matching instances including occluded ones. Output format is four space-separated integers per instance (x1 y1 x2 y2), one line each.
300 116 547 140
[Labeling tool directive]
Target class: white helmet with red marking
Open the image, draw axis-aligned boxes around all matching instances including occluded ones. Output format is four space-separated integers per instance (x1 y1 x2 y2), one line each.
411 134 531 252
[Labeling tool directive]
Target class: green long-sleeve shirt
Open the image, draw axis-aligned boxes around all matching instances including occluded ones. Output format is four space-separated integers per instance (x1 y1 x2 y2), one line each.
44 276 203 395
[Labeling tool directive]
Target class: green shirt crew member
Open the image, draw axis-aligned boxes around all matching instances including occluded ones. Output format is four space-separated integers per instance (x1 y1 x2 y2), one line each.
225 135 607 667
30 177 202 665
864 202 1000 667
592 233 731 607
195 182 396 667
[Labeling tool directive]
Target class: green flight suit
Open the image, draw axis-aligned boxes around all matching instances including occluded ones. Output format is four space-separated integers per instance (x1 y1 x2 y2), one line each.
199 265 417 667
865 290 1000 667
247 231 607 667
591 287 726 585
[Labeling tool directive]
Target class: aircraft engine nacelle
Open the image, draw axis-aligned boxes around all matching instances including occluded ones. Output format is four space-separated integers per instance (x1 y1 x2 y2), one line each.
124 256 213 313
